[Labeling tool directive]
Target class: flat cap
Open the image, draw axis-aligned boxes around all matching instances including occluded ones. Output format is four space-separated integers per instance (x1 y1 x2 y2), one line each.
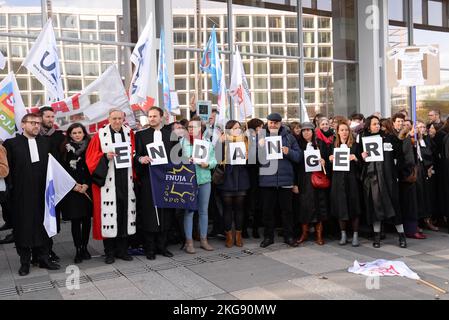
267 113 282 122
301 122 315 130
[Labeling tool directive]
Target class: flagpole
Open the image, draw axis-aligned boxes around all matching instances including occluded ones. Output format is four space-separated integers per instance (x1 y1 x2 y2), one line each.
155 206 160 226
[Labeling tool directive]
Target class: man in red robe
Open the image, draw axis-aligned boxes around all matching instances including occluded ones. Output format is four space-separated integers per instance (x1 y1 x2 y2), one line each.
86 109 137 264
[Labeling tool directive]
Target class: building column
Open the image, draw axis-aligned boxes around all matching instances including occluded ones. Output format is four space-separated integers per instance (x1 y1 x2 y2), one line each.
357 0 389 117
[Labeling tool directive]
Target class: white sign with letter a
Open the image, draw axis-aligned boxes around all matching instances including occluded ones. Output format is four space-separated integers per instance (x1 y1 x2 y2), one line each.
113 142 132 169
192 139 210 164
146 141 168 166
362 135 384 162
304 149 322 173
333 145 350 172
229 142 247 165
265 136 283 160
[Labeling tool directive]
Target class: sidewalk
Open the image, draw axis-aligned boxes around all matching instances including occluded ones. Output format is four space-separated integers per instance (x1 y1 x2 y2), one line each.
1 220 449 300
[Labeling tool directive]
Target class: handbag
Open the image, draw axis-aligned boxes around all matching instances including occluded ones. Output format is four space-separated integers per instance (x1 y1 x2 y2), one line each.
402 166 418 184
311 171 331 189
212 164 225 185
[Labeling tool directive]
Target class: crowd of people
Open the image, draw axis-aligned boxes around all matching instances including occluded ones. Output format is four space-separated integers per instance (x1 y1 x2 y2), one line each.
0 104 448 277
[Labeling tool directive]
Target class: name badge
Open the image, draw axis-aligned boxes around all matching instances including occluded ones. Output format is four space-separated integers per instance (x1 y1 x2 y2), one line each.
383 143 393 152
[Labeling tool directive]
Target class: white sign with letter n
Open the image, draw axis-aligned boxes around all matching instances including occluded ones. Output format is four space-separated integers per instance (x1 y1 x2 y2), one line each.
146 141 168 166
265 136 283 160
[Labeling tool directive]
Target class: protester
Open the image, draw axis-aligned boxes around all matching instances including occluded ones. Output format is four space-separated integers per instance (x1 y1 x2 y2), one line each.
415 121 438 231
0 141 11 245
295 122 328 246
60 123 93 263
181 117 217 253
86 109 137 264
428 110 442 125
328 122 362 247
39 106 65 263
244 118 264 239
392 114 423 239
217 120 250 248
259 113 302 248
134 107 176 260
4 113 60 276
358 116 407 248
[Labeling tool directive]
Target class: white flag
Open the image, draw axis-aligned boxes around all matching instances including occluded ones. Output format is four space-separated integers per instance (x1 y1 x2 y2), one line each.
0 51 5 70
129 13 154 105
0 72 27 140
22 19 64 102
348 259 420 280
230 48 253 121
301 98 310 122
44 154 76 237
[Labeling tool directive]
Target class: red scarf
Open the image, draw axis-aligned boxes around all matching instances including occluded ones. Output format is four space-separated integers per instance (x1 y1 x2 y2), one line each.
189 132 202 145
315 128 334 146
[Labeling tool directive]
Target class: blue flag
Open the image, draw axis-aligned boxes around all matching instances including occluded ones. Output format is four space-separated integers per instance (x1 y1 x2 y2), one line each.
149 163 198 211
200 26 221 95
157 28 172 112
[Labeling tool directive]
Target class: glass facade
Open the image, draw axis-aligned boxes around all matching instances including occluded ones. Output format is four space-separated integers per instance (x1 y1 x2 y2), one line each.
389 0 449 120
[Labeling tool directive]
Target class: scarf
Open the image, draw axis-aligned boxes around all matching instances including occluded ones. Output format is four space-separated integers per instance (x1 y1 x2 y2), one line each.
189 132 202 145
315 128 334 146
65 140 89 169
40 126 56 137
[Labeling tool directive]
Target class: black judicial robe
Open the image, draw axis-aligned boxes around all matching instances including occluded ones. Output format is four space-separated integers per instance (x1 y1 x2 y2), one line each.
359 133 402 225
134 126 176 232
3 135 52 247
328 143 362 221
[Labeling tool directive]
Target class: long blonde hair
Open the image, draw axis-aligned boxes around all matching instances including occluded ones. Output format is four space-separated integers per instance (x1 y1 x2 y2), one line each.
334 122 354 148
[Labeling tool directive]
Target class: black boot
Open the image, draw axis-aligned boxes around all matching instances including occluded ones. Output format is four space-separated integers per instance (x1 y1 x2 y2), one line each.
398 233 407 248
81 245 91 260
49 250 60 263
74 247 83 264
373 232 381 248
252 227 260 239
242 228 249 239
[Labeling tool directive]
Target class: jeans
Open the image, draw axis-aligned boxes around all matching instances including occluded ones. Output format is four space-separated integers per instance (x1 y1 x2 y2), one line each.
184 183 211 240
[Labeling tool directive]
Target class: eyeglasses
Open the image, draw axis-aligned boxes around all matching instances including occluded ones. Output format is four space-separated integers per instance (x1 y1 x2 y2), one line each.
24 121 42 126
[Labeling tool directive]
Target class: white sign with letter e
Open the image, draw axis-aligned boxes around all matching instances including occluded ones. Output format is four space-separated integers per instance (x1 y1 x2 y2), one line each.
333 145 351 172
113 142 132 169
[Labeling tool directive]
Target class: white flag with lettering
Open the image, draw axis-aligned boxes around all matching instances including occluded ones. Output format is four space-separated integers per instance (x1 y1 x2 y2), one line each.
129 13 154 105
348 260 420 280
22 19 64 102
44 154 76 237
230 47 253 121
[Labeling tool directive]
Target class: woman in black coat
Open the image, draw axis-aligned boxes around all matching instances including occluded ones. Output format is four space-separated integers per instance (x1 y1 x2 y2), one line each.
415 121 438 231
294 122 328 246
60 123 93 263
217 120 250 248
358 116 407 248
328 122 362 247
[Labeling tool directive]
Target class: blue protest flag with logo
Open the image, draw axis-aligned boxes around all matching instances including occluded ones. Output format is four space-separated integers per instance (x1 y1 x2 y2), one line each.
149 163 198 211
200 26 221 95
157 28 172 112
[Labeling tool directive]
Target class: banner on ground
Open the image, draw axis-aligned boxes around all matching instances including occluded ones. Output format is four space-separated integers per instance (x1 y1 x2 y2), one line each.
149 163 198 211
348 259 420 280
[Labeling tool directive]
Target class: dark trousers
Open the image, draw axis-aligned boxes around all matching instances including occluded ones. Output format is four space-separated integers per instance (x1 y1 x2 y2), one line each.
71 217 91 248
209 184 224 234
261 187 294 240
103 237 128 257
244 166 262 231
143 231 168 254
17 241 50 265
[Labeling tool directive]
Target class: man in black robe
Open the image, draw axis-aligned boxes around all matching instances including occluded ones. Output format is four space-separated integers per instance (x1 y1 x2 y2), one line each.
3 114 61 276
38 106 66 263
134 107 176 260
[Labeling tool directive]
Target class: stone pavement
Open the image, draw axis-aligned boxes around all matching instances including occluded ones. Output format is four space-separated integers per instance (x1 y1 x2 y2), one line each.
1 221 449 300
